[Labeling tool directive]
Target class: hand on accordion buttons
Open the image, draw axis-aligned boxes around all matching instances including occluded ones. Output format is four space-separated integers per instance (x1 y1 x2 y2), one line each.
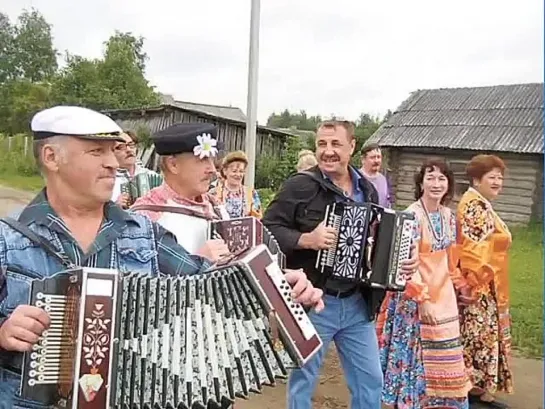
197 239 231 263
308 222 338 251
116 193 131 209
400 242 419 279
284 269 325 313
0 305 50 352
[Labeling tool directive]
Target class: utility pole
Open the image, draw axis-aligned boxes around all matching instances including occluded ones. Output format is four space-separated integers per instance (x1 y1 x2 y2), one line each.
244 0 260 190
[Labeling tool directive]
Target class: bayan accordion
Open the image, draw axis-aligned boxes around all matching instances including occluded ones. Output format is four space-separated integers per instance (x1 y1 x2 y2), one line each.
209 217 285 269
121 173 164 206
316 202 415 291
20 245 321 409
131 204 286 269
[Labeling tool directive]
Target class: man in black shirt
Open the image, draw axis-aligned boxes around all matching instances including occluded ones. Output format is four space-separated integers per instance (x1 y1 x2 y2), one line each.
264 120 418 409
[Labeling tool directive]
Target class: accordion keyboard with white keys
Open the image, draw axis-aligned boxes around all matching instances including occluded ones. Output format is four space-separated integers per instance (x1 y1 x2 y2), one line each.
316 202 415 291
20 245 321 409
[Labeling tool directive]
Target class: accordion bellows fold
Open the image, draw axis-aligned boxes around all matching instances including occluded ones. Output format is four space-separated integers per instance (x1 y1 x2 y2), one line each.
20 245 322 409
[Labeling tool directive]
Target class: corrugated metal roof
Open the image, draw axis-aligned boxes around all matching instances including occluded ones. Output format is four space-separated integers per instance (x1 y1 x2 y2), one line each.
367 83 544 154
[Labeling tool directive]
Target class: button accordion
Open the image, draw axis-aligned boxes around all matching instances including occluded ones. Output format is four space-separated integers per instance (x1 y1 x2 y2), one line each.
130 204 286 270
120 172 164 207
20 245 322 409
209 217 285 269
316 202 415 291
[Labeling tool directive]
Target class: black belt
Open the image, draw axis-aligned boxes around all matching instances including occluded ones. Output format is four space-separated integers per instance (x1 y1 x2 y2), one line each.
324 286 358 299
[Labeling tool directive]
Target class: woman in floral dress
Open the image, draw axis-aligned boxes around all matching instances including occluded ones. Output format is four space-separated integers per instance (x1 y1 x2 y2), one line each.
210 150 262 219
457 154 513 409
376 158 471 409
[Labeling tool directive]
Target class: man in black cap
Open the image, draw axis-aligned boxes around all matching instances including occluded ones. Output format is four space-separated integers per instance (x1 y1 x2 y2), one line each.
131 122 231 261
0 108 325 408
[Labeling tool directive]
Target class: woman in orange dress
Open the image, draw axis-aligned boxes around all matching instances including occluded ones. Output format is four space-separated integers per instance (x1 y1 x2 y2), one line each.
377 158 471 409
457 154 513 408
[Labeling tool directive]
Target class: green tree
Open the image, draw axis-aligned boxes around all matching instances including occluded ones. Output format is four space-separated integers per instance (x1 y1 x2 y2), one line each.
0 79 52 134
0 13 15 83
11 8 58 82
0 9 57 133
266 109 322 131
98 32 159 108
52 31 159 109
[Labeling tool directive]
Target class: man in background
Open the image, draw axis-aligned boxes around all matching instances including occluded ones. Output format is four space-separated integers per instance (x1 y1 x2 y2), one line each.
112 130 158 208
360 143 394 208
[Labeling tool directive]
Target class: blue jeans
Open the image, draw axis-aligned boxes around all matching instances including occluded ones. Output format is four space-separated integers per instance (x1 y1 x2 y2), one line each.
287 293 383 409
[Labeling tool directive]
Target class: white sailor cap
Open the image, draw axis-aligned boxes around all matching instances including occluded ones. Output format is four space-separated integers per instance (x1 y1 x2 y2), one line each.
30 105 124 141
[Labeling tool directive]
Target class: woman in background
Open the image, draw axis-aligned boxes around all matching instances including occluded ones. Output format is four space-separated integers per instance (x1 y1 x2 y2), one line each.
296 149 318 172
377 158 471 409
457 154 513 409
210 150 262 219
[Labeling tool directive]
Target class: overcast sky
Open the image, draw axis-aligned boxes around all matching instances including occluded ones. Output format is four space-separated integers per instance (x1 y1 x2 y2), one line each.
3 0 543 123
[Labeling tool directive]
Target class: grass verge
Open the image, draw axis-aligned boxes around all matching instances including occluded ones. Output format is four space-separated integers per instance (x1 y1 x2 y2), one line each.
0 173 43 192
509 222 543 358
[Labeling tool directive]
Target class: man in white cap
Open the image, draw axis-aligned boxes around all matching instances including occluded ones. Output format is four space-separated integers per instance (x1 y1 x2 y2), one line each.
0 105 324 408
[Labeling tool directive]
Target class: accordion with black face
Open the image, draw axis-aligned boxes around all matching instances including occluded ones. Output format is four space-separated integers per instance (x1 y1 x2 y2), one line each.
316 202 415 291
20 245 321 409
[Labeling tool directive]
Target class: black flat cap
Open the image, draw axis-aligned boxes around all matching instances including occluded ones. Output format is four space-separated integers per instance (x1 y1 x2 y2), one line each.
152 122 223 157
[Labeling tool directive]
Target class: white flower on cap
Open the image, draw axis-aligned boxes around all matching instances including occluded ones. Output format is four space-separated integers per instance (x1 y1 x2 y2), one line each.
31 106 123 140
193 133 218 159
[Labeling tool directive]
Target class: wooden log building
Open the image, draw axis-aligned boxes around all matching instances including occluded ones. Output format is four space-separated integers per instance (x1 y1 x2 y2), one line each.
366 83 544 225
103 98 294 170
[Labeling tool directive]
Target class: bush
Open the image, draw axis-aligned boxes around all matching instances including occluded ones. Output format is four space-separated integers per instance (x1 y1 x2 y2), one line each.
255 134 315 191
0 133 40 176
257 188 276 210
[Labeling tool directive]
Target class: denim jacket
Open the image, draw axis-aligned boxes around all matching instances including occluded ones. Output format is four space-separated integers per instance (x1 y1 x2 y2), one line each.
0 190 211 409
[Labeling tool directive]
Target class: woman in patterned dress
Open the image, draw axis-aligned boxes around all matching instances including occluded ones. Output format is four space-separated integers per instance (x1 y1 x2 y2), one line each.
210 150 262 219
376 158 471 409
457 155 513 409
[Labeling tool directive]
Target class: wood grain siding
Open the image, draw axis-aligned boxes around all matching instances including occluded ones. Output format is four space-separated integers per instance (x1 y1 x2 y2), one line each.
111 109 285 159
384 148 542 225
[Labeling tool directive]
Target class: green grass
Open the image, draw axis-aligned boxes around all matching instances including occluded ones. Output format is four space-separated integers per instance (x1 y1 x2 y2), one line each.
509 222 543 358
0 173 43 192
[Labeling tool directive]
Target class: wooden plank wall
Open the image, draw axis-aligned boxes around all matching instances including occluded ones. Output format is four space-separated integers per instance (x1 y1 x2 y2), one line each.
385 148 543 225
111 108 285 160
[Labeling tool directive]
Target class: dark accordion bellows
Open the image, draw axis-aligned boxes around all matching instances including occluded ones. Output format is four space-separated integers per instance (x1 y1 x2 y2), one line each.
20 245 322 409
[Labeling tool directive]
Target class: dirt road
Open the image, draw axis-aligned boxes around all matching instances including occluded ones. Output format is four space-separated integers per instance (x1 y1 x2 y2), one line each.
0 185 35 217
0 185 542 409
236 347 543 409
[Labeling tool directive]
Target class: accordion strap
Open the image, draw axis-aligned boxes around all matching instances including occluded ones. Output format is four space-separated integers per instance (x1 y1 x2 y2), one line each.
131 204 213 220
0 217 75 269
298 171 356 203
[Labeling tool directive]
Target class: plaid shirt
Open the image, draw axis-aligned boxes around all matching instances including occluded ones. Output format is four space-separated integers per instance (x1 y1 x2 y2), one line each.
8 190 211 275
